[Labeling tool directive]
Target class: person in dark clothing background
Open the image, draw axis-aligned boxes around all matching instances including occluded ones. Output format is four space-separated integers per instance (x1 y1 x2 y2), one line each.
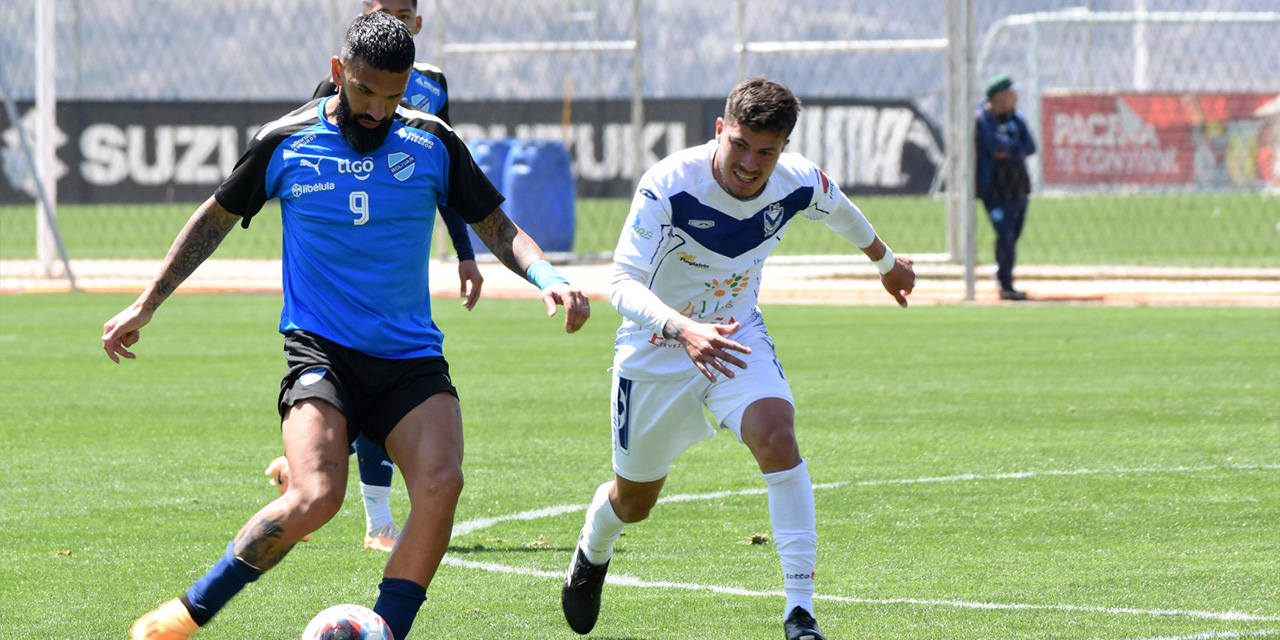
975 72 1037 301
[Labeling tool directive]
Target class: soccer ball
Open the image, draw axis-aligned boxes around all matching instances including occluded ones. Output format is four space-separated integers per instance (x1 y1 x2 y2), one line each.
301 604 394 640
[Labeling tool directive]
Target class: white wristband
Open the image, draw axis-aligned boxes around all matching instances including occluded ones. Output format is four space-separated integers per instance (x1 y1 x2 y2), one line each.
872 247 896 275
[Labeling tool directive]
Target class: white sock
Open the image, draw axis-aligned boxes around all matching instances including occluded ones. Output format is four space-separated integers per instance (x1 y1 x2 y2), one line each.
580 481 625 565
763 460 817 619
360 482 394 532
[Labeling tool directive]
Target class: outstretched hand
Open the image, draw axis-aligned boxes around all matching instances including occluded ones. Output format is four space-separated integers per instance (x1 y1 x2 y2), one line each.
674 319 752 382
102 303 152 363
881 255 916 308
541 283 592 333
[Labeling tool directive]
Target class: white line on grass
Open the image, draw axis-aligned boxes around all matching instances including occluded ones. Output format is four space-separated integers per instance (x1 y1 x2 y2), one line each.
448 463 1280 624
1110 630 1279 640
442 557 1280 623
452 463 1279 538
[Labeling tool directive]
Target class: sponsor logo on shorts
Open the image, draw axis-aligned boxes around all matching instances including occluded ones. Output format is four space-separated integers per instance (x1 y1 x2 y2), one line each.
613 377 633 452
298 366 328 386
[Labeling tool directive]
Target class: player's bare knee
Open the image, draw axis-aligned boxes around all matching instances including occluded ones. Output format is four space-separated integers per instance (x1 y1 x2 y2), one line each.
404 465 464 503
613 494 657 523
746 425 801 470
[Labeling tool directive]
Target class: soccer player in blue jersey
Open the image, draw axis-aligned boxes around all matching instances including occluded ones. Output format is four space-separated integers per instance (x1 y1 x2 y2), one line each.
263 0 478 556
104 12 590 640
560 78 915 640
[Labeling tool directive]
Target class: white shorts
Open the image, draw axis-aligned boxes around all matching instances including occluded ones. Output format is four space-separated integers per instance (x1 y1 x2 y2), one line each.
610 330 794 483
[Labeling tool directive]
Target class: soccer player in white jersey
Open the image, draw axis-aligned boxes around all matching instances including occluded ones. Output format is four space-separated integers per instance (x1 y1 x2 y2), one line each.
561 77 915 640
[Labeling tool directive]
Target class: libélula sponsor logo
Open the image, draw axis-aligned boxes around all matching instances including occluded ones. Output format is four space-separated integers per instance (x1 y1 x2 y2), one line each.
292 180 336 198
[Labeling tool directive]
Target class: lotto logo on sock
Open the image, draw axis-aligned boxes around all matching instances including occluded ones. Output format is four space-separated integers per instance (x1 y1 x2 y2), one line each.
786 572 813 581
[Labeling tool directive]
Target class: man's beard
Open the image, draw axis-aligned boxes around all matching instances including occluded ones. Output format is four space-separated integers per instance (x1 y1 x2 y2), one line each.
335 90 394 154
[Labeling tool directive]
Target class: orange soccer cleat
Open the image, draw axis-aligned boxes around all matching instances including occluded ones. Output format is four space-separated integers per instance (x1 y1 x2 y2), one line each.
129 598 200 640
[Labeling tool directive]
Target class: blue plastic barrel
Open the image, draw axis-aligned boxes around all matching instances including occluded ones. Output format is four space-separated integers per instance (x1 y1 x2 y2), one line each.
501 140 576 253
462 138 515 255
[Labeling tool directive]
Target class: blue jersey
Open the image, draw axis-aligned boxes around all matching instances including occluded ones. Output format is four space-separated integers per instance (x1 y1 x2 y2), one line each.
214 96 502 358
403 62 449 119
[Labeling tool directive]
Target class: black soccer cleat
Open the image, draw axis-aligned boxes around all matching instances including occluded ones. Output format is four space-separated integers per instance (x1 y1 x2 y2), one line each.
784 606 828 640
561 546 609 634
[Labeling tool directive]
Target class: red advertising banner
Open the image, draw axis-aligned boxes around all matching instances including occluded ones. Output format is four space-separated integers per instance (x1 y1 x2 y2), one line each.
1042 92 1279 188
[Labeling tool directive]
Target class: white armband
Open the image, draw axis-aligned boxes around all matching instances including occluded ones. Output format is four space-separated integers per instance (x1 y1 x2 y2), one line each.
873 247 896 275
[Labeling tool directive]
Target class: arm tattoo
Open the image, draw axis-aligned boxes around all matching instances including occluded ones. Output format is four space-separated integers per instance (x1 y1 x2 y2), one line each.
146 204 238 311
473 209 541 276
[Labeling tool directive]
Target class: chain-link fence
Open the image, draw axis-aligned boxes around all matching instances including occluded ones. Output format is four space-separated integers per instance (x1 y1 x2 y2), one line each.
1 0 1277 291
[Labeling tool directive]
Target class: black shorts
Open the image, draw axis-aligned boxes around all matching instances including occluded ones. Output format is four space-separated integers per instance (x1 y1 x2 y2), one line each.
278 330 457 449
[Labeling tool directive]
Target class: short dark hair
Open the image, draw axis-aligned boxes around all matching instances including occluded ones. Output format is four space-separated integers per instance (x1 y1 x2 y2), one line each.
363 0 418 10
341 11 415 73
724 77 801 137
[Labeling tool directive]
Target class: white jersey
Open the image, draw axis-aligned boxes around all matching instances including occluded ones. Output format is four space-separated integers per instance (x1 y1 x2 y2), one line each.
612 139 877 379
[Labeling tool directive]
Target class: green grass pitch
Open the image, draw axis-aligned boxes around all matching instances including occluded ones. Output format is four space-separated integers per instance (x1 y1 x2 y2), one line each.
0 294 1277 639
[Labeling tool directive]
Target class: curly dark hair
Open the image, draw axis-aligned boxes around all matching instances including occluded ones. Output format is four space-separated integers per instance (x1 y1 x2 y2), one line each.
724 77 802 137
341 10 415 73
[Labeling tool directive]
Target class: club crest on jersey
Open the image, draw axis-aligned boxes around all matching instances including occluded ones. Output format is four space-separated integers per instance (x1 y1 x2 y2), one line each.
763 202 784 236
388 152 415 182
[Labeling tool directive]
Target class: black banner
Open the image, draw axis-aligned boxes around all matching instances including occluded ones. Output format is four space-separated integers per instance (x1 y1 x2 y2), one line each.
1 98 942 205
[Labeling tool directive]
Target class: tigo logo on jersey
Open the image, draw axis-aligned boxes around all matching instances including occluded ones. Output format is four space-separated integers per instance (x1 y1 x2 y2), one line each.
337 157 374 181
388 152 415 182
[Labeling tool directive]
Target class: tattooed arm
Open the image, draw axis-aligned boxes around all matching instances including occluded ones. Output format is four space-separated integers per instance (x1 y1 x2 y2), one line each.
102 196 241 362
469 206 544 275
470 206 592 333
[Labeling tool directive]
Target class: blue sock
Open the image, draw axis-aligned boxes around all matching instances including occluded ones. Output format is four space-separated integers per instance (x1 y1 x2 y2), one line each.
182 541 261 625
374 577 426 640
355 434 394 487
